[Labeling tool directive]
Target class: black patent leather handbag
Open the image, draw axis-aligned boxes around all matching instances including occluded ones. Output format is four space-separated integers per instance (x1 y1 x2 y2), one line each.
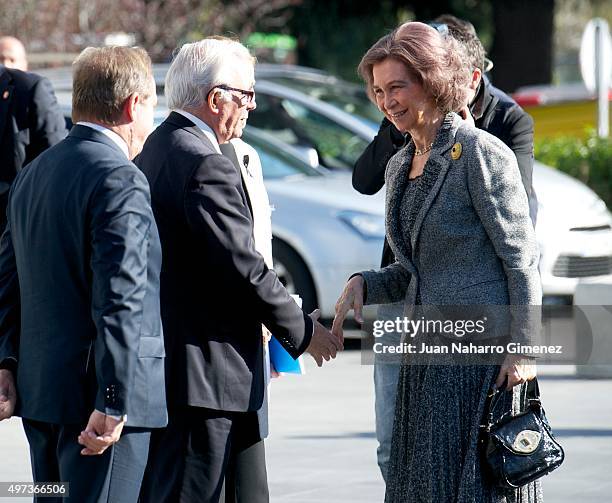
480 378 565 489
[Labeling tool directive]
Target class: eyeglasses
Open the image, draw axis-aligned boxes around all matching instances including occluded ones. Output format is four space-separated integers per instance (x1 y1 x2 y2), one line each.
209 84 255 105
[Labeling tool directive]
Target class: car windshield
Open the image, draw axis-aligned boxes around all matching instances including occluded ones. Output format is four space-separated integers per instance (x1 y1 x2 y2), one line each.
242 128 321 180
248 92 371 170
261 76 382 127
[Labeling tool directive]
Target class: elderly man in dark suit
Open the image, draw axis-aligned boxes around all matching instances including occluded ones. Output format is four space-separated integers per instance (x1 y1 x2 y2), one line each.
136 37 342 503
0 46 166 503
0 62 66 231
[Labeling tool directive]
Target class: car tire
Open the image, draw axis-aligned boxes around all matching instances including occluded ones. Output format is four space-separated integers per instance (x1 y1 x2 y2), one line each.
272 238 317 314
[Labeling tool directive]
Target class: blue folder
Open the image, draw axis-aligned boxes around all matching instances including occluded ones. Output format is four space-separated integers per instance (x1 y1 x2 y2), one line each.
269 336 305 374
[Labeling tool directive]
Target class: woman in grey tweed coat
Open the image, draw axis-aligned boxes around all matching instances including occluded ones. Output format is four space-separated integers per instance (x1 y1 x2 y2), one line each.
333 23 543 502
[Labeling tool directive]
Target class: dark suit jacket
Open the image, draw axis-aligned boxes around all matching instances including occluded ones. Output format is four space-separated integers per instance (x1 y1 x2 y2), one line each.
0 125 167 428
353 78 536 267
136 112 313 413
0 67 66 230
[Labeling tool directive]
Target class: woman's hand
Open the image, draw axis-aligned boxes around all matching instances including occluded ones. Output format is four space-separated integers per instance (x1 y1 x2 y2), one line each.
495 354 537 390
332 275 365 340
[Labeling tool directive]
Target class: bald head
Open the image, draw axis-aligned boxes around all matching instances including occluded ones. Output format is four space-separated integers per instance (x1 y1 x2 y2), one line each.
0 36 27 71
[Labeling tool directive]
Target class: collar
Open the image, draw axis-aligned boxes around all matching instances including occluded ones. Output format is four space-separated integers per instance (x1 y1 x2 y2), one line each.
174 109 222 154
469 75 494 122
76 122 130 159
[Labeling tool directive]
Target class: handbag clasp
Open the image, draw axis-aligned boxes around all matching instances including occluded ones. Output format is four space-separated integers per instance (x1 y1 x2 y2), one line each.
511 429 542 454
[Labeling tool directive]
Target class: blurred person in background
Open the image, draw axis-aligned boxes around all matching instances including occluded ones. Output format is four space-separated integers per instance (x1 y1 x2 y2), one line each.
0 36 28 71
352 14 537 484
137 37 341 503
334 23 541 502
0 48 66 231
0 46 166 503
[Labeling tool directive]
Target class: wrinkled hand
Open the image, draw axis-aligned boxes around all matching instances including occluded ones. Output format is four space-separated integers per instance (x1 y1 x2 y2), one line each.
331 275 365 341
78 410 125 456
495 354 537 391
458 105 475 128
305 309 343 367
0 370 16 421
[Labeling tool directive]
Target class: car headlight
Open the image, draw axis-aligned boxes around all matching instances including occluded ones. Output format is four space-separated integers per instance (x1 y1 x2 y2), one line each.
337 210 385 240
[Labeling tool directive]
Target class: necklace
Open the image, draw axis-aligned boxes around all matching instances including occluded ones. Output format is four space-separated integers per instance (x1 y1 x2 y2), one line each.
414 142 434 156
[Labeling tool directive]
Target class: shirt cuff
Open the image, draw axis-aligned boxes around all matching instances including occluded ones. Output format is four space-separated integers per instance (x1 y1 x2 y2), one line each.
96 409 127 422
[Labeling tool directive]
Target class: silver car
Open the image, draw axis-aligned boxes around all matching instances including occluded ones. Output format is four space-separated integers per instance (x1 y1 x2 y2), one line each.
242 127 384 317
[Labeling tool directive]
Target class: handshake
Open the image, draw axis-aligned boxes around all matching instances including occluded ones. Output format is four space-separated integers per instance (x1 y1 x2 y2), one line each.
302 274 366 367
304 309 344 367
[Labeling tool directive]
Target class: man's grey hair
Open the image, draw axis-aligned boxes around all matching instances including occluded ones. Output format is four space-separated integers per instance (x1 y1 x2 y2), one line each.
165 37 255 110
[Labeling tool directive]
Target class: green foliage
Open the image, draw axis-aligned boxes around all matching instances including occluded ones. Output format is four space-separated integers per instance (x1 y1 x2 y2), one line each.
290 0 403 83
535 131 612 207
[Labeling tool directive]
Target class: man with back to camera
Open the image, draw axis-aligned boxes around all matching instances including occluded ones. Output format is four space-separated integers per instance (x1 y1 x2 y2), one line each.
0 36 66 232
136 37 342 503
0 46 166 502
351 14 537 483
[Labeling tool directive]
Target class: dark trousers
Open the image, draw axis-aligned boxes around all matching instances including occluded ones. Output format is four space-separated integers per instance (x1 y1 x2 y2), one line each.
141 406 268 503
221 437 268 503
22 418 150 503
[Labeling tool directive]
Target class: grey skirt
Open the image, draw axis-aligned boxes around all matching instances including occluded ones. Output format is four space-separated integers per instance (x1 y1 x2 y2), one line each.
384 360 543 503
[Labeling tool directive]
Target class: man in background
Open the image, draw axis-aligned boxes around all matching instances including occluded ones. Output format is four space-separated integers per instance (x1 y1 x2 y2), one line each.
0 40 66 231
0 36 28 71
351 14 537 483
0 46 166 502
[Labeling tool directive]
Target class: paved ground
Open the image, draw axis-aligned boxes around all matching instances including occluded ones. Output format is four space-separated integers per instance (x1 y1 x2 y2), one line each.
1 347 611 502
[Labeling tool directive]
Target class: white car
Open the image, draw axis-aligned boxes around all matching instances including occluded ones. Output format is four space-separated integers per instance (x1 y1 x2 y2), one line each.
534 163 612 302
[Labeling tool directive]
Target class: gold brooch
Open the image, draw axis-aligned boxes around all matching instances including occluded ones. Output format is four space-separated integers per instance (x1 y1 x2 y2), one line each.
451 142 462 160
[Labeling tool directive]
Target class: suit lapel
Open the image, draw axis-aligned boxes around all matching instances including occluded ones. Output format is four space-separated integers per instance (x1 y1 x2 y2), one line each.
219 141 253 218
410 113 460 252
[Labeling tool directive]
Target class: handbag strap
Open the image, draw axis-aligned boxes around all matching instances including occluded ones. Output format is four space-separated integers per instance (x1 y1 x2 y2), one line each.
480 377 541 432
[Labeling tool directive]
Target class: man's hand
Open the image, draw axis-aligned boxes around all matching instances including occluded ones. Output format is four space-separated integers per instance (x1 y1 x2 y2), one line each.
495 354 536 391
305 309 343 367
0 369 16 421
331 275 365 341
78 410 125 456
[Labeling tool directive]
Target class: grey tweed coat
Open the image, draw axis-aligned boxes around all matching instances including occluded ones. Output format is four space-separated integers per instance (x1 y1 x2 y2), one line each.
361 113 544 503
361 112 541 311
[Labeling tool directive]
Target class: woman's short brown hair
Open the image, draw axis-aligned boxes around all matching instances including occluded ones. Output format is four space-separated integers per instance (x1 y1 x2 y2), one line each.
72 46 153 124
358 22 470 114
